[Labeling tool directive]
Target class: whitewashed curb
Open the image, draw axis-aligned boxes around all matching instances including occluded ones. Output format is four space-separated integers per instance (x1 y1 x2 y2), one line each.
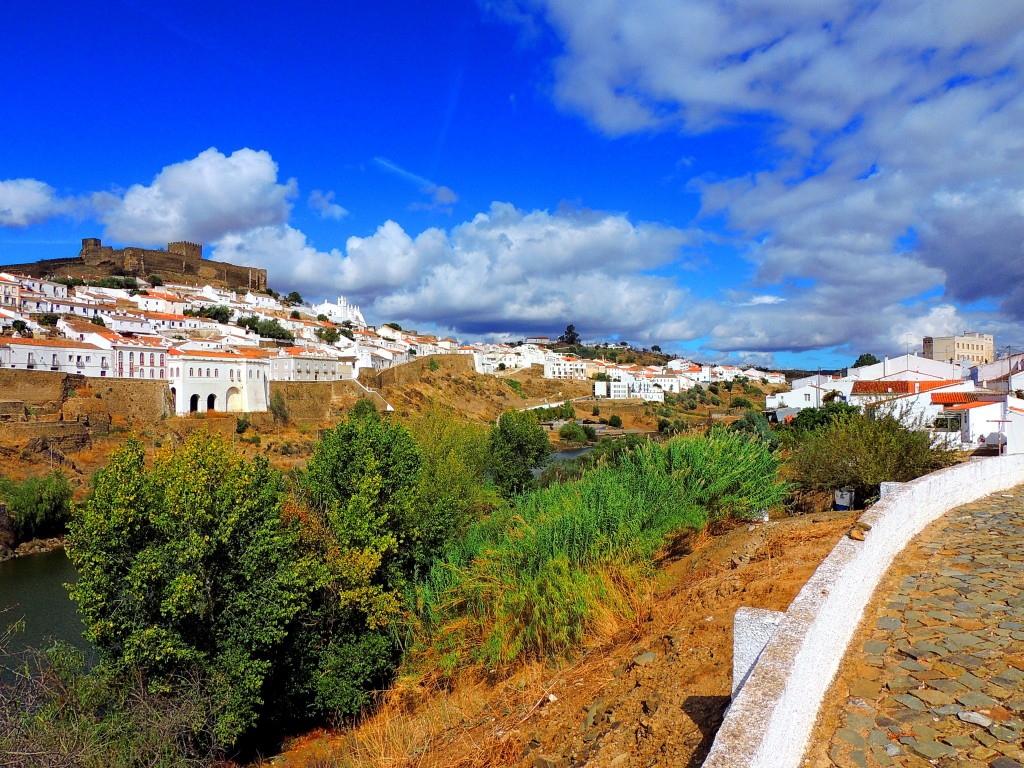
702 455 1024 768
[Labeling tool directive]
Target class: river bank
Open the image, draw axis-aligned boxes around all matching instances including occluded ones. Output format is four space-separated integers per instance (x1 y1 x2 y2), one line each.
0 536 66 563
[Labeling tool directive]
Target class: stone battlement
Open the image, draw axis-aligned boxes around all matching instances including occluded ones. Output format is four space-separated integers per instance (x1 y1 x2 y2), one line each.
4 237 266 292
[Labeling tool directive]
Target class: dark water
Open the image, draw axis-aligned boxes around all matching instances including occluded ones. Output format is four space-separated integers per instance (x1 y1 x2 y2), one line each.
0 549 88 659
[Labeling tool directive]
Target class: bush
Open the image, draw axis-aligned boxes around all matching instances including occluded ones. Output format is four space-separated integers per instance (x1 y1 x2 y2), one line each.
236 414 250 433
592 405 600 416
608 414 622 428
428 357 439 372
37 313 59 327
0 470 73 542
729 396 754 410
790 410 953 505
489 410 551 497
558 422 588 442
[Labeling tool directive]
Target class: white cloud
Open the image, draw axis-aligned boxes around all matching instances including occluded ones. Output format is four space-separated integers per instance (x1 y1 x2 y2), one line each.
308 190 348 220
0 179 64 227
212 202 697 339
101 148 297 245
508 0 1024 356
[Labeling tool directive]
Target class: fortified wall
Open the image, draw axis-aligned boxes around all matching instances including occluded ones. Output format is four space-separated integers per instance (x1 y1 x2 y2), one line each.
4 238 267 292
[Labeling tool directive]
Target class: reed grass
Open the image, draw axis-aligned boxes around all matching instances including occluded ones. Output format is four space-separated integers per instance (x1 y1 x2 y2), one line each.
409 430 786 669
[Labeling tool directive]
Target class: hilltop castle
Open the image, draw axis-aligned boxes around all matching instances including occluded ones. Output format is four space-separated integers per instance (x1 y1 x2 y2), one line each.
4 238 268 292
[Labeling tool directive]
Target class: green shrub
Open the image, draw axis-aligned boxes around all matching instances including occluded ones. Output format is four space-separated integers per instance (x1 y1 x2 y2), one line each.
558 422 588 442
790 410 953 504
608 414 622 428
729 396 754 410
236 414 250 433
428 357 439 372
0 470 73 542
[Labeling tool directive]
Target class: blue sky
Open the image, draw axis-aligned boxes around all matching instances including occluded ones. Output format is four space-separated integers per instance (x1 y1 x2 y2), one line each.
2 1 1023 368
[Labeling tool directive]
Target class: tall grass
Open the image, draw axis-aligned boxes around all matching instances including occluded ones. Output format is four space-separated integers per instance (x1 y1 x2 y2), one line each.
409 430 786 669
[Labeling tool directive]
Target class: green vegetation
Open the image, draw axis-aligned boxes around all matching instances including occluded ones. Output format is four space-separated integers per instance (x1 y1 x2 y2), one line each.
428 357 439 372
790 409 953 504
608 414 622 428
89 316 105 327
504 379 526 398
284 291 303 305
531 400 576 421
11 319 28 334
488 409 551 497
314 326 341 344
185 305 231 324
558 422 588 442
0 470 73 542
147 273 163 286
269 391 288 423
37 313 59 327
413 431 786 669
729 395 754 410
853 353 880 368
237 316 294 341
68 435 304 751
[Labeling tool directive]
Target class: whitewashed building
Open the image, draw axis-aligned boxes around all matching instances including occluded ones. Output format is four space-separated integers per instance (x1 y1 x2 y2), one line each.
167 349 271 415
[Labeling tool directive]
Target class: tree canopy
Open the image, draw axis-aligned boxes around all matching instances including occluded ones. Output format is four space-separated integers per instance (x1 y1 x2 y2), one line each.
558 324 581 346
852 353 880 368
488 409 551 497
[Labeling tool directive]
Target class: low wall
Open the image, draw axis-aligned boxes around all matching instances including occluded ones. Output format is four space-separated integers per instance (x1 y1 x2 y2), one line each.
703 455 1024 768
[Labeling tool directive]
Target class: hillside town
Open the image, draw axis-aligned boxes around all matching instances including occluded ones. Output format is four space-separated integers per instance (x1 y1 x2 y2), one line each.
2 261 1022 453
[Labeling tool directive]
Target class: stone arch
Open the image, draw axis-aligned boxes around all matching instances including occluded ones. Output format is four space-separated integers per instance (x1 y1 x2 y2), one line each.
207 393 216 412
226 386 242 412
189 394 199 412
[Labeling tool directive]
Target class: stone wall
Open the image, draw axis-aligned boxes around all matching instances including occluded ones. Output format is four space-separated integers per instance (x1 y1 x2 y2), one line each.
4 237 267 291
269 380 387 424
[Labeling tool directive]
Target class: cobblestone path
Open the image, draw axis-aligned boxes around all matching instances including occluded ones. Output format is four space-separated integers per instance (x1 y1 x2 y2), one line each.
808 486 1024 768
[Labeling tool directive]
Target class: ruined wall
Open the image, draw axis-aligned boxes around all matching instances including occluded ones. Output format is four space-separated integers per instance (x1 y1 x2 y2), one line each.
359 354 473 390
4 238 266 291
270 380 386 424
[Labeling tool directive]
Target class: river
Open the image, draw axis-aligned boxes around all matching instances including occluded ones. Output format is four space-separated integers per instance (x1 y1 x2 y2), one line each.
0 548 89 661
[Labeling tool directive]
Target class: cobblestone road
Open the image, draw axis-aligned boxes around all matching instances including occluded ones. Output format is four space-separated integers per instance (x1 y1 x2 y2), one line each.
809 486 1024 768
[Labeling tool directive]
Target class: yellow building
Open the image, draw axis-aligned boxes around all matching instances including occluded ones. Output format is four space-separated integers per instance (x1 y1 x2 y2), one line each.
922 332 994 365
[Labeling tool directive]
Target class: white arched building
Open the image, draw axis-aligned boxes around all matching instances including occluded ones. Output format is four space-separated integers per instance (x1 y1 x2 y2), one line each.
167 348 271 415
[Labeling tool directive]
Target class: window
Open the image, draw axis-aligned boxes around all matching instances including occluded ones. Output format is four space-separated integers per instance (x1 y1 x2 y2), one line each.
207 368 211 377
190 367 194 377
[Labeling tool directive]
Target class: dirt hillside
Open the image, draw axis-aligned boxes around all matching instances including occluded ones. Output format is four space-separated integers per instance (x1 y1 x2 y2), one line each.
273 510 858 768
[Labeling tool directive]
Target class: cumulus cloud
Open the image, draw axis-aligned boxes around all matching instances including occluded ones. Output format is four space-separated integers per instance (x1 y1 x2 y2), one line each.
308 190 348 220
507 1 1024 356
0 179 65 227
212 202 697 339
101 148 297 244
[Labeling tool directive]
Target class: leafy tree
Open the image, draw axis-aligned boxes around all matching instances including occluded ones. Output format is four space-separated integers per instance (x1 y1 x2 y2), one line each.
350 397 377 418
558 324 580 346
67 435 306 750
384 322 402 331
11 319 28 334
291 408 423 716
489 410 551 497
608 414 622 428
729 396 755 410
290 310 300 319
89 316 105 327
285 291 303 305
428 357 439 371
37 313 59 327
853 353 880 368
789 401 859 433
340 327 354 340
317 313 328 321
0 470 73 542
730 409 778 448
315 326 341 344
147 274 163 286
558 422 588 442
651 345 661 353
186 305 231 324
269 391 288 423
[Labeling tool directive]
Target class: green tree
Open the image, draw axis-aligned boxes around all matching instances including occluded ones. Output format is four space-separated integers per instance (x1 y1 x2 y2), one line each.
853 353 880 368
315 326 341 344
608 414 622 428
558 422 588 442
89 316 105 327
37 313 59 327
11 319 28 334
0 470 73 542
292 408 423 716
285 291 303 305
558 324 580 346
290 309 300 319
489 410 551 497
67 434 306 749
729 395 754 410
147 274 163 286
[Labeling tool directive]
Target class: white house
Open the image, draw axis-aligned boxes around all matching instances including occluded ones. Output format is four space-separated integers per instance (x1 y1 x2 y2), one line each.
167 348 271 415
312 295 366 327
543 357 589 380
268 347 354 382
0 337 112 377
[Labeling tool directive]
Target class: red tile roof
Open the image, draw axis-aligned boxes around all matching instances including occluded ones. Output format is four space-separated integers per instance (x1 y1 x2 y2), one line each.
851 380 963 395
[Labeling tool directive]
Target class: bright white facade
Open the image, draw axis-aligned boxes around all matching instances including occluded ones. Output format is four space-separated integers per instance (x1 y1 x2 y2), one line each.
167 349 271 415
0 337 112 377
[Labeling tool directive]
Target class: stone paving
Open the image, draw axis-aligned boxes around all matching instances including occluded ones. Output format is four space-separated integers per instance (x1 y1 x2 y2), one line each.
810 486 1024 768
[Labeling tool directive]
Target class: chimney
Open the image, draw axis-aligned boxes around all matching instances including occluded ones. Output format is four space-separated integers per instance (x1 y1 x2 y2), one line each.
914 382 920 393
